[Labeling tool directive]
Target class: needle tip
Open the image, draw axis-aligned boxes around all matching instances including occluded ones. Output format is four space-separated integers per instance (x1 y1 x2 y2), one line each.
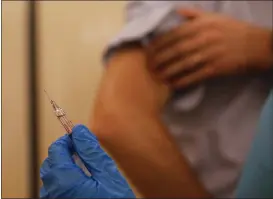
44 89 52 102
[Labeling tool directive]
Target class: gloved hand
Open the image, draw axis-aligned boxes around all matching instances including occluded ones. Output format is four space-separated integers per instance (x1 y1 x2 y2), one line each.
40 124 135 198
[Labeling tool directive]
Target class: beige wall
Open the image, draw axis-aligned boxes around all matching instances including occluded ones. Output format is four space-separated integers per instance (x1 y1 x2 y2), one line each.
38 1 126 166
2 1 29 198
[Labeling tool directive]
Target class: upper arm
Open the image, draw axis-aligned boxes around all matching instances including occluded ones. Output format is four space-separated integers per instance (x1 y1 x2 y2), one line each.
98 47 169 113
91 47 170 137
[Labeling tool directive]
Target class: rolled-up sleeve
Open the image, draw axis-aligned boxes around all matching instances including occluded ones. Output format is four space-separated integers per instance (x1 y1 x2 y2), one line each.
103 2 177 61
103 1 221 62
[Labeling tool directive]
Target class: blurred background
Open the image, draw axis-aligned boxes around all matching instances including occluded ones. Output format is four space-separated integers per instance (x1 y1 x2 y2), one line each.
2 1 126 197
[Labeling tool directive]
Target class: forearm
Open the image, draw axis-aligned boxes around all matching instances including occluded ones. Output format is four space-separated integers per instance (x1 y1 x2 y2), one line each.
90 48 211 198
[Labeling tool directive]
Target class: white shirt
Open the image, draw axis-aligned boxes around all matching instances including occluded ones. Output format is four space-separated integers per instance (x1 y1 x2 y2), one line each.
103 1 273 197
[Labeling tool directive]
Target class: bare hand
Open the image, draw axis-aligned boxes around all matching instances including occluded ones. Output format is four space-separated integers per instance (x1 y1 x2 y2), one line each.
149 8 272 88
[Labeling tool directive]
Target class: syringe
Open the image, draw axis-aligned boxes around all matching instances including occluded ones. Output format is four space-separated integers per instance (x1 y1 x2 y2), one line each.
44 90 91 176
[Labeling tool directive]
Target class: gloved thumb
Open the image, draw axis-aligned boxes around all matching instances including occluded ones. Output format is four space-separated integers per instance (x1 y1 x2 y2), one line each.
71 124 117 178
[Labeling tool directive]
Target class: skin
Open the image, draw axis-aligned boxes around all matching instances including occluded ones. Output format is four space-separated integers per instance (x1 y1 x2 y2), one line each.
149 8 273 88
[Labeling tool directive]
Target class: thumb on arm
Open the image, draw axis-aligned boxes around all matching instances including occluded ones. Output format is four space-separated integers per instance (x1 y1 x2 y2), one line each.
177 7 204 19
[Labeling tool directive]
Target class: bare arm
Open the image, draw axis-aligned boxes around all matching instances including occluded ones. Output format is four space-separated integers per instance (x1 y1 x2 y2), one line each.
90 46 211 198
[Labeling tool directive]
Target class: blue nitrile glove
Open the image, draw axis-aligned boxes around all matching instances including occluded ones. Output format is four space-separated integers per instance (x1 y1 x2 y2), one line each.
40 124 135 198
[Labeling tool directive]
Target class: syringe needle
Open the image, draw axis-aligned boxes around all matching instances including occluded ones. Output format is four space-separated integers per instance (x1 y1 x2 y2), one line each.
44 89 53 102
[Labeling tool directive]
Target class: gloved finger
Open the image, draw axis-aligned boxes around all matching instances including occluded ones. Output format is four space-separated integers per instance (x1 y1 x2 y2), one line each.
40 157 51 179
72 125 118 178
48 134 74 167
